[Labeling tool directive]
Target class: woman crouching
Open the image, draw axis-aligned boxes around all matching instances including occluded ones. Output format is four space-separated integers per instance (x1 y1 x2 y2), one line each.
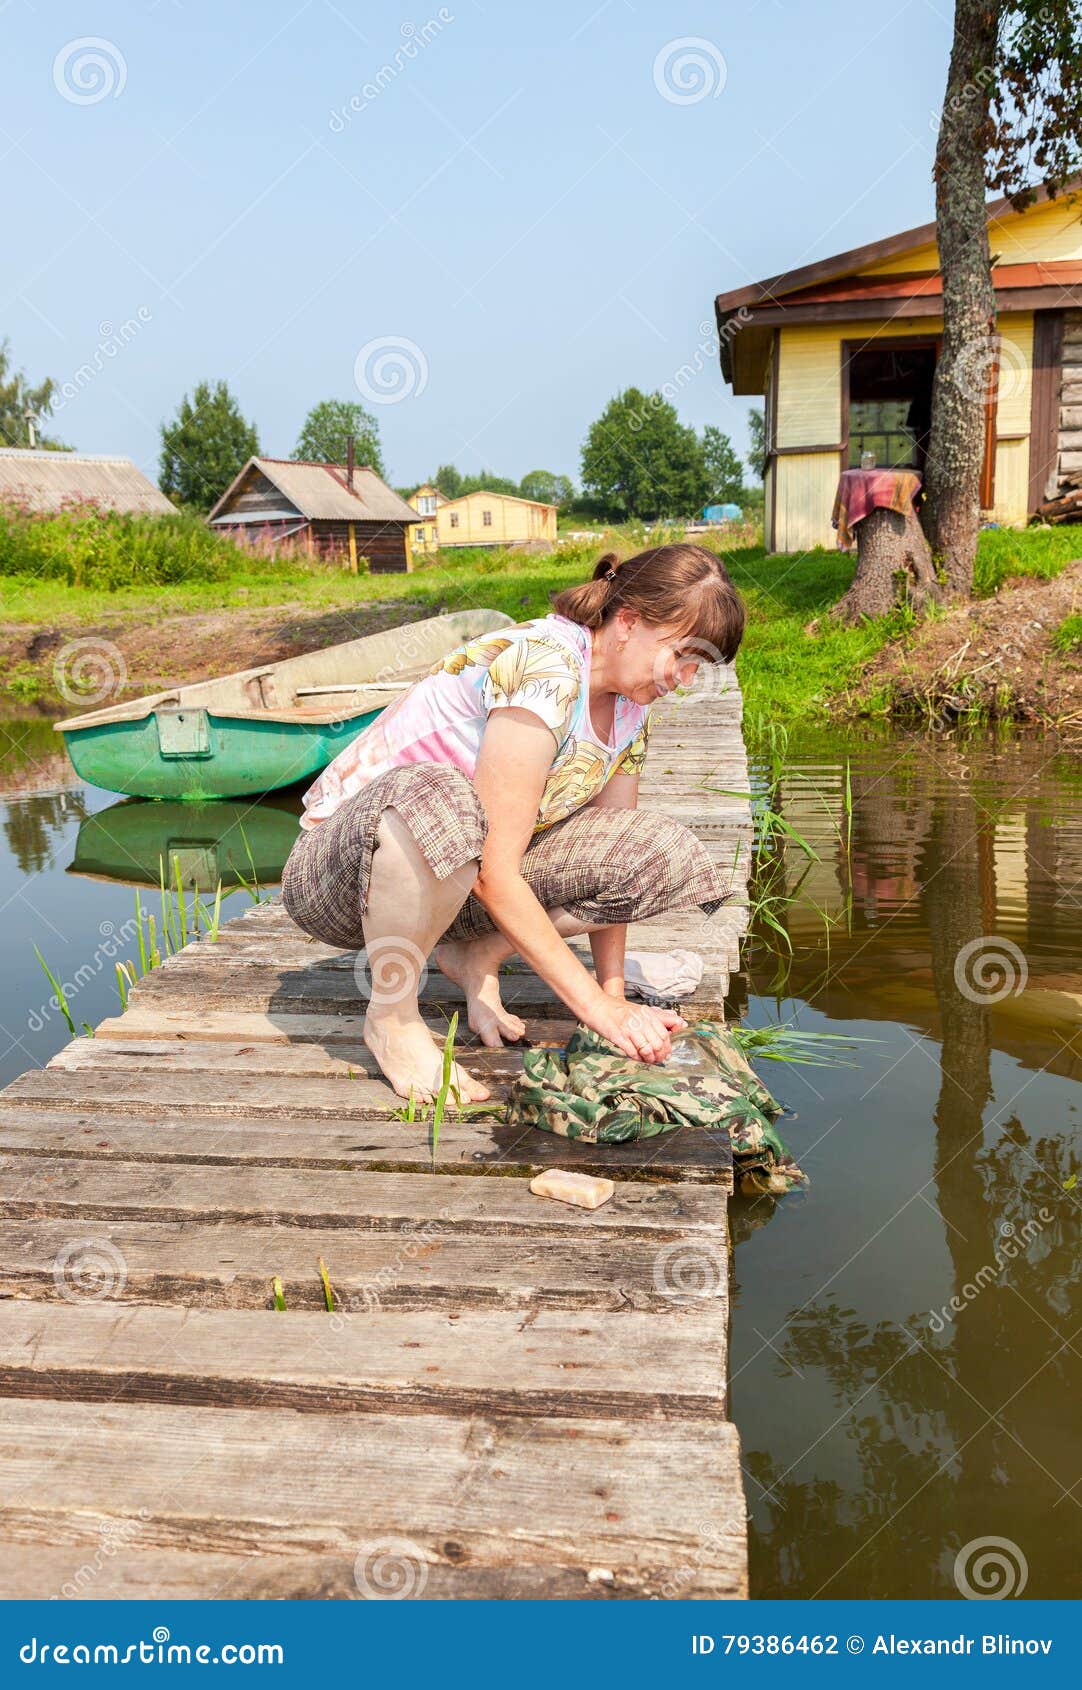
281 542 745 1105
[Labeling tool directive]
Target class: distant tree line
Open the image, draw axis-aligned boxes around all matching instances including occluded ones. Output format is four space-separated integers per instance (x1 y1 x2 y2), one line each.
3 334 764 524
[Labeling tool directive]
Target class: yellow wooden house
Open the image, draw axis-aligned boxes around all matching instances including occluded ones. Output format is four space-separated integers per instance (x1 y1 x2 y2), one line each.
714 182 1082 553
409 483 446 555
409 487 557 553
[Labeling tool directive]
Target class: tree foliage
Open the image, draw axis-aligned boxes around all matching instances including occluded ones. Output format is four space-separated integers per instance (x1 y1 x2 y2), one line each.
0 339 69 450
159 380 259 512
432 462 463 498
702 425 744 502
293 398 384 477
745 406 767 482
580 387 710 520
924 0 1082 598
986 1 1082 205
519 469 575 507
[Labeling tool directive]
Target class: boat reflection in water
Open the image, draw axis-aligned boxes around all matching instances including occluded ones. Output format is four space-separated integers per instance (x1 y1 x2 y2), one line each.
68 794 302 891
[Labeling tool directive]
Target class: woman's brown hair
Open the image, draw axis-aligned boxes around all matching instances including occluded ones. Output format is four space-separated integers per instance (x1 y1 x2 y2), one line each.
550 543 745 663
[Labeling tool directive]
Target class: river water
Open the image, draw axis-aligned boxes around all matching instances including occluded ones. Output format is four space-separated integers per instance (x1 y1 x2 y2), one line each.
1 716 1078 1599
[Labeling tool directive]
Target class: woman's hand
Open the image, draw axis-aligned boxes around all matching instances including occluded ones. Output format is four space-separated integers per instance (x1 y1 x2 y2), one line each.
583 991 686 1064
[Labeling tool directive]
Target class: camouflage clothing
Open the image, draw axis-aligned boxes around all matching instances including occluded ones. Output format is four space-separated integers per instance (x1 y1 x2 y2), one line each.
509 1021 807 1196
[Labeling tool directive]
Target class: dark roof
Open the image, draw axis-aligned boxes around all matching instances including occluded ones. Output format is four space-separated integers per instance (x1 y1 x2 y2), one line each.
208 457 418 525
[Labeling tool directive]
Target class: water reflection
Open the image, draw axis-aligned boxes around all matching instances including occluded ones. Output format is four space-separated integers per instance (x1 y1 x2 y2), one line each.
69 795 301 889
733 727 1082 1599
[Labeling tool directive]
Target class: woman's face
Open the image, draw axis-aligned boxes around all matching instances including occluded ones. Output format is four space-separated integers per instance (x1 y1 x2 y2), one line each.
611 611 705 704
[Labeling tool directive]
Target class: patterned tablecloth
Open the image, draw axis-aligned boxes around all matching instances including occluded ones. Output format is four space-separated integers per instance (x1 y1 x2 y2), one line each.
832 467 923 550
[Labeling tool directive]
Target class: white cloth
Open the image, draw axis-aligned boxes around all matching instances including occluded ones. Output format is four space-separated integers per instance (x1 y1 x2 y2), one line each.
622 948 703 1004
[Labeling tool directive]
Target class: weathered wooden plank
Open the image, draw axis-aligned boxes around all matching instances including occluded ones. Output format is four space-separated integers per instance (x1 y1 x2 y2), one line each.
0 1103 734 1185
90 1007 580 1046
126 963 737 1020
0 1302 728 1418
0 1077 733 1187
0 1543 738 1600
0 1214 726 1313
0 1399 747 1598
0 1157 728 1234
46 1034 530 1081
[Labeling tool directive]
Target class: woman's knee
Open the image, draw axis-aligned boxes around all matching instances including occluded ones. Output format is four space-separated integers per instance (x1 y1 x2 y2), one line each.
609 812 695 895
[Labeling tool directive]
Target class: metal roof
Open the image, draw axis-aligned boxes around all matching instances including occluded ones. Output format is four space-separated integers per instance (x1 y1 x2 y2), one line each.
208 457 419 525
0 449 176 516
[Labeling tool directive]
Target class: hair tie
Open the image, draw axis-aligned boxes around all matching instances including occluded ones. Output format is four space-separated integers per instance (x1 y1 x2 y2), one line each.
604 566 617 582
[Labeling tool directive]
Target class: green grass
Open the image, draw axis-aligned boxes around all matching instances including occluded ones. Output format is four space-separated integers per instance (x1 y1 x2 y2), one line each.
5 514 1077 736
1051 611 1082 654
973 524 1082 594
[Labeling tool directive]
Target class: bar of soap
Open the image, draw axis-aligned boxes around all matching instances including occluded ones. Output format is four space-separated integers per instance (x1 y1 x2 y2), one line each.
529 1168 615 1210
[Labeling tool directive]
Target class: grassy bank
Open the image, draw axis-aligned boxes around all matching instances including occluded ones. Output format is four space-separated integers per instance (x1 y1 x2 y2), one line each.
3 513 1081 735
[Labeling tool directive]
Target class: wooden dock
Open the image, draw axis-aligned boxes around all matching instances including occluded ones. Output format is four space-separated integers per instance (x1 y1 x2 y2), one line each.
0 676 754 1600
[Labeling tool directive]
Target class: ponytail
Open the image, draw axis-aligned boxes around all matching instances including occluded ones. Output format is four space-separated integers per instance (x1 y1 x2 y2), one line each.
549 551 624 630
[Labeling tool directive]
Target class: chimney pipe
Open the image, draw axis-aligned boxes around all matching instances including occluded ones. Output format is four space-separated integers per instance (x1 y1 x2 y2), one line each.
346 434 355 492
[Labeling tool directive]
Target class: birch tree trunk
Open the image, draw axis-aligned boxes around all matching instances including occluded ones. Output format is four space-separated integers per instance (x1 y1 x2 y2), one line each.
923 0 1001 598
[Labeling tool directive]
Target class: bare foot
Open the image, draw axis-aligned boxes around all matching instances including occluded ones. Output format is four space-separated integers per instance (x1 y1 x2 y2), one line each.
363 1007 491 1105
434 936 528 1047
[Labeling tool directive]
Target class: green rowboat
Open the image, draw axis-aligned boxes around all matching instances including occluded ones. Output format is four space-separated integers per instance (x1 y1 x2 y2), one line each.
69 796 301 890
55 608 513 800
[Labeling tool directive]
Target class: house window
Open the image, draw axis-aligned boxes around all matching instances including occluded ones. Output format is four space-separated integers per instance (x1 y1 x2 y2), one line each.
482 510 492 527
449 513 459 528
429 527 437 541
417 494 437 517
847 400 918 470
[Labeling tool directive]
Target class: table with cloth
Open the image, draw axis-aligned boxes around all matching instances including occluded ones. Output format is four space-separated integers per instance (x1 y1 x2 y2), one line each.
832 467 923 550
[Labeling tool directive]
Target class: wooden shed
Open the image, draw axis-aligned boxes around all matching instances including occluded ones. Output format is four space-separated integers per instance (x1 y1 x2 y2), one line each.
208 456 417 572
715 181 1082 553
0 448 176 516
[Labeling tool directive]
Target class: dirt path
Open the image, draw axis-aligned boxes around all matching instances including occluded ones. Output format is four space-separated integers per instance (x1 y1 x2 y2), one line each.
0 598 435 714
862 558 1082 732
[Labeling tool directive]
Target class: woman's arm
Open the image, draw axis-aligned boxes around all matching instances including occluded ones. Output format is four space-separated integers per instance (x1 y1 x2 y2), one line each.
584 771 686 1032
469 709 674 1061
586 771 637 996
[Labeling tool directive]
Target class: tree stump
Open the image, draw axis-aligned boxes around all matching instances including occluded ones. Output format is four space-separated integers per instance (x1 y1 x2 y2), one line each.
832 505 943 624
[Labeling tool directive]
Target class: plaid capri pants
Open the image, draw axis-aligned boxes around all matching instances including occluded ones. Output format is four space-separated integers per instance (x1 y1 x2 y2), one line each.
280 762 733 948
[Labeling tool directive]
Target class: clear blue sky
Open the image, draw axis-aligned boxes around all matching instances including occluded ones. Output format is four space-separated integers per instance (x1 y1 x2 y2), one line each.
3 0 952 489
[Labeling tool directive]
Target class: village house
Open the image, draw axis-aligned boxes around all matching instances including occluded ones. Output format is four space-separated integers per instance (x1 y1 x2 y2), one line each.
0 447 176 515
714 181 1082 552
409 485 557 553
409 482 447 555
208 452 417 571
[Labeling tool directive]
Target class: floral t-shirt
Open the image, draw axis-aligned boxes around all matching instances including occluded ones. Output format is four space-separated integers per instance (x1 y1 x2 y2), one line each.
298 613 652 833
